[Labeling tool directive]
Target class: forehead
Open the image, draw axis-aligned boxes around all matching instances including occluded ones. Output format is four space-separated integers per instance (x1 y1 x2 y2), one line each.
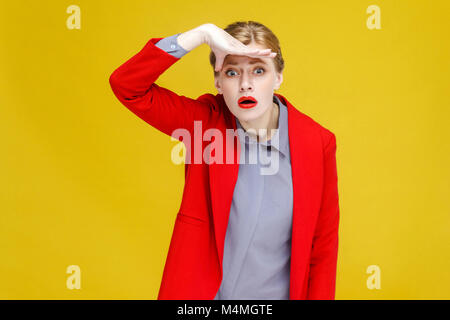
223 56 269 66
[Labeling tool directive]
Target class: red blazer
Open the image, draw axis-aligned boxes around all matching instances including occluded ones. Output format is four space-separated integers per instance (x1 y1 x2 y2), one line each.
109 37 340 300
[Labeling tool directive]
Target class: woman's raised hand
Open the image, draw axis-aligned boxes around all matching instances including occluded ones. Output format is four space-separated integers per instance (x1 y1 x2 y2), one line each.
177 23 277 72
201 23 277 72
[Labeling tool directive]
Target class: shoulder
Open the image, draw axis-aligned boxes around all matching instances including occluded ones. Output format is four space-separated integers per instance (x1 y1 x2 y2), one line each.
298 110 336 150
196 93 223 112
194 93 233 127
278 93 336 151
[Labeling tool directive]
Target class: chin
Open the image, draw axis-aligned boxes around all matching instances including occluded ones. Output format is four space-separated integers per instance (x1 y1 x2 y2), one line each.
235 106 267 123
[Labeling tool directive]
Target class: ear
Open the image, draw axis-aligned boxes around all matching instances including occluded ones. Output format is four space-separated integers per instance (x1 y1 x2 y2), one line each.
214 76 223 94
274 72 283 90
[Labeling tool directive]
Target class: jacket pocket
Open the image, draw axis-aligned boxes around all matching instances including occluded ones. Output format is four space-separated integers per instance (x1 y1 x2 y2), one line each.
176 212 207 227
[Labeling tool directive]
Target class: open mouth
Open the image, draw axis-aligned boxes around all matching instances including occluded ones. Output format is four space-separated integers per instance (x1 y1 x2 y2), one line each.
238 96 258 109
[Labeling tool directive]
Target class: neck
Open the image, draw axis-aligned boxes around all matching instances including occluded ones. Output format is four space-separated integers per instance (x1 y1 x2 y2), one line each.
239 101 280 142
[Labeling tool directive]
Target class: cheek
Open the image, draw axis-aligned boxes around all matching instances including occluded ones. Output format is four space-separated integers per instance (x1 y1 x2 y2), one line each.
221 79 237 92
256 75 276 90
221 81 238 105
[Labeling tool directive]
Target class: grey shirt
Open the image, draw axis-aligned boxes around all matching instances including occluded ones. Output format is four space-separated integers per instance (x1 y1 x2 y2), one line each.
156 34 294 300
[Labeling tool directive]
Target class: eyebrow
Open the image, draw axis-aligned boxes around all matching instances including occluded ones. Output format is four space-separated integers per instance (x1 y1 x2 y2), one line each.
223 58 267 67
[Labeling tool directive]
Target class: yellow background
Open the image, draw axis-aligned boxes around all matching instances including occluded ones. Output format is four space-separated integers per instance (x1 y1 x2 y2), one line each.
1 0 449 299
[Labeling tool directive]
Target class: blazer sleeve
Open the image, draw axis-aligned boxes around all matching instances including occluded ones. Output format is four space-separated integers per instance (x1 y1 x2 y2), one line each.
306 130 340 300
109 37 214 137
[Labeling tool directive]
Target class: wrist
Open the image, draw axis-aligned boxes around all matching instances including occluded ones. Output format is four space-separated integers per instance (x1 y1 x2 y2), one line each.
177 24 210 51
197 23 213 44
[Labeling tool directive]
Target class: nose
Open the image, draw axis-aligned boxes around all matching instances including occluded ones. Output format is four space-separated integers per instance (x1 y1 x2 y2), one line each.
239 72 253 92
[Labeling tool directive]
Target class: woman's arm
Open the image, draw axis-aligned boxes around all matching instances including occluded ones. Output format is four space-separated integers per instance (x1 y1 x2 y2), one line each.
176 25 208 52
108 24 210 137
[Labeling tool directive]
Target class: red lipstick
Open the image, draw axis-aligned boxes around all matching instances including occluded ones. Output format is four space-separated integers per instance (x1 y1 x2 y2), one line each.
238 96 258 109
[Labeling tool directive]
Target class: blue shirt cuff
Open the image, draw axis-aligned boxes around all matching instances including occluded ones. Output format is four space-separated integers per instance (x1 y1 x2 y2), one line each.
155 33 189 58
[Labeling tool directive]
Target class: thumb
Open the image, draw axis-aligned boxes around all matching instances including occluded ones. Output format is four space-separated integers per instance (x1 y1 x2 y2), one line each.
215 53 225 72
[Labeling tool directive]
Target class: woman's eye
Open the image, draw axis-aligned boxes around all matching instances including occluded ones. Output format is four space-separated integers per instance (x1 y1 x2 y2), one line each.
225 68 264 76
226 70 238 76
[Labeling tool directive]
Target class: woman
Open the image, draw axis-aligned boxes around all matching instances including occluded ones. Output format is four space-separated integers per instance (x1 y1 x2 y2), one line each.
109 22 340 300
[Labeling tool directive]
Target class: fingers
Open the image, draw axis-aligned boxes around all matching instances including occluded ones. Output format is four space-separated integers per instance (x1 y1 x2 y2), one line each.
239 49 277 59
215 54 225 72
256 49 277 58
228 40 275 57
213 46 277 73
